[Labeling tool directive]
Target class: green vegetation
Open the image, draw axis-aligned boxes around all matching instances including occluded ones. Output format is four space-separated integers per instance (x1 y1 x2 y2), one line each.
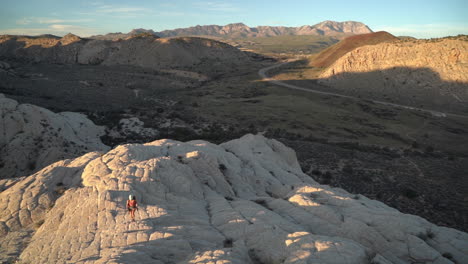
228 35 339 56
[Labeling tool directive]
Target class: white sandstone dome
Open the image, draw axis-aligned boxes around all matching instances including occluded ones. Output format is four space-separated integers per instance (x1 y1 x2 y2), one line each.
0 134 466 263
0 94 109 178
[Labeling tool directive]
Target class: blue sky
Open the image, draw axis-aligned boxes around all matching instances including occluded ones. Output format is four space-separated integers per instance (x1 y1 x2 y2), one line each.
1 0 467 38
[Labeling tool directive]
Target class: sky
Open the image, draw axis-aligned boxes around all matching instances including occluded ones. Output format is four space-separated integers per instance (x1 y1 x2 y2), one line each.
0 0 467 38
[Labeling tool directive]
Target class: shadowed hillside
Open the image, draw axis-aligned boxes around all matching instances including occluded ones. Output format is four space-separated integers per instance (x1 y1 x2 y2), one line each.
0 34 250 77
316 67 468 113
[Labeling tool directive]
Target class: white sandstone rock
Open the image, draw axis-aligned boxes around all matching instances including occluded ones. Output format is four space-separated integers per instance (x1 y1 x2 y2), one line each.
107 117 159 139
0 94 109 178
0 134 466 263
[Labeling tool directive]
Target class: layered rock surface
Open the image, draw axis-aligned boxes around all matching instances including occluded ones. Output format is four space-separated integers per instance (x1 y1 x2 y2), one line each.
0 134 466 263
318 37 468 112
0 94 109 178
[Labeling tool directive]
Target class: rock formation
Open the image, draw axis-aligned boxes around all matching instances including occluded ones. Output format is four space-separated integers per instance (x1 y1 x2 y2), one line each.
107 117 159 140
318 36 468 113
0 35 249 76
0 94 109 178
154 21 373 38
0 134 466 263
311 31 398 68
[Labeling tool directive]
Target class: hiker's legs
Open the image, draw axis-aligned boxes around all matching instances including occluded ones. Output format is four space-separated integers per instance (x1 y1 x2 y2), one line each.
131 209 135 219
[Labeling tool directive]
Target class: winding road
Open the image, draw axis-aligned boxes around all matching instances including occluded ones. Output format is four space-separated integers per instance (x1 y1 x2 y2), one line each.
259 61 468 119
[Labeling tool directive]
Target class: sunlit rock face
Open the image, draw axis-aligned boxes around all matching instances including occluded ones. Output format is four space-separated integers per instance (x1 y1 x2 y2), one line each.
318 38 468 112
0 94 109 178
1 134 466 263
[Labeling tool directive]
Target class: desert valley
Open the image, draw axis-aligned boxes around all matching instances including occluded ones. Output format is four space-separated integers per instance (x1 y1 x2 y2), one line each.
0 6 467 263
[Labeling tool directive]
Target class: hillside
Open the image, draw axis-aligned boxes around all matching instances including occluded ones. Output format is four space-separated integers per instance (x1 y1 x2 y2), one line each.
1 134 466 263
152 20 372 38
318 36 468 113
91 28 158 40
0 94 109 178
311 31 398 68
0 34 250 76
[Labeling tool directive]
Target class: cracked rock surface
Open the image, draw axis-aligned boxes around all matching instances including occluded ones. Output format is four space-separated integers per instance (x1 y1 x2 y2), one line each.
0 134 466 263
0 94 109 178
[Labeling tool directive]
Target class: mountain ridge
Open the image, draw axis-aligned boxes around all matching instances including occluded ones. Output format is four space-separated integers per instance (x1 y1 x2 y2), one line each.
91 20 373 40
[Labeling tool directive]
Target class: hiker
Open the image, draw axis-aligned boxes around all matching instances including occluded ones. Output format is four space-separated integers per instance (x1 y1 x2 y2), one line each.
126 195 138 221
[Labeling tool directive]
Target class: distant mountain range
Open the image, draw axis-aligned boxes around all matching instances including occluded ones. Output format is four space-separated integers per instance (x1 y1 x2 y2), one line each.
90 21 373 40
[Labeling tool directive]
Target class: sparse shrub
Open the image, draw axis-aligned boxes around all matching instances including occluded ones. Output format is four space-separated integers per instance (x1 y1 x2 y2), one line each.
54 186 67 195
427 230 435 239
34 219 45 229
47 202 55 212
361 175 372 182
425 146 434 153
376 192 383 199
28 161 36 171
253 199 271 210
177 155 184 163
219 164 227 171
312 169 321 175
342 164 354 174
442 252 454 261
417 229 435 241
223 238 233 248
411 141 419 149
402 188 419 199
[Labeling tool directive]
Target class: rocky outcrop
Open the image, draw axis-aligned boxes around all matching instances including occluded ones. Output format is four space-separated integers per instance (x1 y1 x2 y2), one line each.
312 31 398 68
0 94 109 178
107 117 159 140
0 35 249 76
155 21 372 38
318 36 468 113
1 134 466 263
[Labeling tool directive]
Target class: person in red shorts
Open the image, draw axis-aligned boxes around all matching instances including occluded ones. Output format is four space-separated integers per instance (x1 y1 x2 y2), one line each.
126 194 138 221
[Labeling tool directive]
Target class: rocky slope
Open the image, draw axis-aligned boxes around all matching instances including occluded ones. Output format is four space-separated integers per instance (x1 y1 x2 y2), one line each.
155 21 372 38
0 34 249 76
0 134 466 263
311 31 398 68
0 94 109 178
318 36 468 113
